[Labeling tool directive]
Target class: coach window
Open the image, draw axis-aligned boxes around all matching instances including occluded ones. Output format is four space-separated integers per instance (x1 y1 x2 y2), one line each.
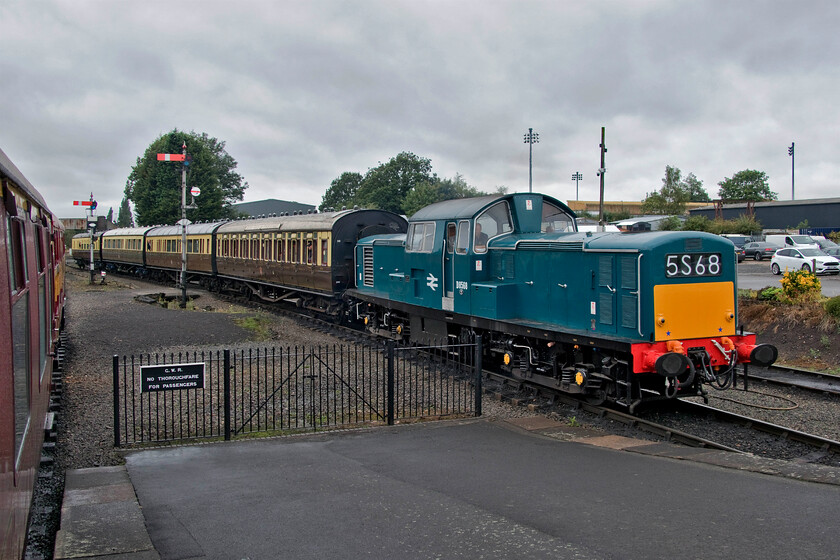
8 214 31 463
321 239 328 265
474 201 512 254
7 215 28 292
455 220 470 255
306 239 314 264
36 225 49 381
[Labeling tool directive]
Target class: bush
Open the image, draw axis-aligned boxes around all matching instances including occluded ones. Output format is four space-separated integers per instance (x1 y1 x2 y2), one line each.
757 287 783 302
825 296 840 319
779 269 821 303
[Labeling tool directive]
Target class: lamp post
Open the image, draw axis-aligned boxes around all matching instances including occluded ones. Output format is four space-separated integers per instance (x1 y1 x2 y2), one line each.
571 172 582 201
788 142 795 201
523 128 539 193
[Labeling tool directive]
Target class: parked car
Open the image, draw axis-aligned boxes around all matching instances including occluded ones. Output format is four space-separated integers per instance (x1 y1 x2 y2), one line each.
743 241 781 261
770 247 840 275
765 234 820 250
824 247 840 257
812 236 839 250
721 233 753 247
735 246 746 262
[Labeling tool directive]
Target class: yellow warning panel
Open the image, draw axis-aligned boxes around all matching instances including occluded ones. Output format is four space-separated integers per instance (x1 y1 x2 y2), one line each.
653 282 735 341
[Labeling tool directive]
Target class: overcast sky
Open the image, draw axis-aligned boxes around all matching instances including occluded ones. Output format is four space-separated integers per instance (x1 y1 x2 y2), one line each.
2 0 838 219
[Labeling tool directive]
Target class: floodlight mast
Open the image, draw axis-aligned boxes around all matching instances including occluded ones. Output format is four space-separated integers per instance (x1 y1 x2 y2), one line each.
523 128 539 193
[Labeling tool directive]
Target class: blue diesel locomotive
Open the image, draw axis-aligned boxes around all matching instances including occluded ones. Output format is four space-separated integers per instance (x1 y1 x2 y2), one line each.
349 192 777 411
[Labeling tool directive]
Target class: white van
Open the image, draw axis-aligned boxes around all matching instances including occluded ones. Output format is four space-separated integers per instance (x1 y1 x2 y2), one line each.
764 234 819 250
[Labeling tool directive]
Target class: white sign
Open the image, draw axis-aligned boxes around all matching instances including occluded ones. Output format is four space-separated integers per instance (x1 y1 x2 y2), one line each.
190 186 201 196
426 273 439 291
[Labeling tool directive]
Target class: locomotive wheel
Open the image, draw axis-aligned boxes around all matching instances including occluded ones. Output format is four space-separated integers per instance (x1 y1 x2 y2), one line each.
585 389 607 406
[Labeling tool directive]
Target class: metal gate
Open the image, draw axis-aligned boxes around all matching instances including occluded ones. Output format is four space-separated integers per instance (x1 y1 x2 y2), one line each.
113 339 482 447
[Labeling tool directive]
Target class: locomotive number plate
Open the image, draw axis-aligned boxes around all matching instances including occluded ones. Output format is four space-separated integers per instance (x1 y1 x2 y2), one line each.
665 253 722 278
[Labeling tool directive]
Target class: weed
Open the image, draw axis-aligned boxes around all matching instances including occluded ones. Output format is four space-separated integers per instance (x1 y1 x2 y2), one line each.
821 335 832 348
234 314 274 340
808 348 821 360
568 416 580 427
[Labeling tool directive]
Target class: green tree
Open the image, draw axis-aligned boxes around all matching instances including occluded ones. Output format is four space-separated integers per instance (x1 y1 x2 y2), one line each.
125 129 248 225
401 173 486 216
641 165 697 214
106 207 114 223
402 181 441 216
319 171 363 211
717 169 777 202
354 152 437 213
683 172 710 202
117 196 134 227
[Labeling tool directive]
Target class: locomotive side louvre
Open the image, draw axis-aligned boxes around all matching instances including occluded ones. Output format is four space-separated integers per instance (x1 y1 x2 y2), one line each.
1 148 66 559
350 192 777 410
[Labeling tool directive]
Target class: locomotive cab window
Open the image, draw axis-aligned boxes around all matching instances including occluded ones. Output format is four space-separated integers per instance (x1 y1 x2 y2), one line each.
474 201 512 253
406 222 436 253
541 201 575 233
455 221 470 255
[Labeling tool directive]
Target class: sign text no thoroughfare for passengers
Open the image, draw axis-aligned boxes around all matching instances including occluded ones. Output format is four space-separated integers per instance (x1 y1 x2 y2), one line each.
141 363 205 392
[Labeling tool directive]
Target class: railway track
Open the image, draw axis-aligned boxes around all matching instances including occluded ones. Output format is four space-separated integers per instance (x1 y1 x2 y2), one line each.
116 268 840 466
483 371 840 466
740 364 840 396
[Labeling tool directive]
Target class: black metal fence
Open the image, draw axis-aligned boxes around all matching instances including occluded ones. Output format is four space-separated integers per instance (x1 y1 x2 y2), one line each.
113 338 482 447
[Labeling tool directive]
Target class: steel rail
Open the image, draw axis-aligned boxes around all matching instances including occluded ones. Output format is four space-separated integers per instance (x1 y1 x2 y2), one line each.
482 371 744 453
674 399 840 455
741 365 840 396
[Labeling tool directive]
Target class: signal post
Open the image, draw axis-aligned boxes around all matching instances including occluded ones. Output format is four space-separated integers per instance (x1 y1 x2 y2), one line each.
157 145 190 307
73 194 98 284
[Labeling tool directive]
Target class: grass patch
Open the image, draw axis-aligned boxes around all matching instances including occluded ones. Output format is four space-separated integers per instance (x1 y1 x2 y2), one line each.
233 314 274 340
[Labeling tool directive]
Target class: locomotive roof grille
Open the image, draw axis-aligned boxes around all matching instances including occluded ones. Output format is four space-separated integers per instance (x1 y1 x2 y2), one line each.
514 240 584 251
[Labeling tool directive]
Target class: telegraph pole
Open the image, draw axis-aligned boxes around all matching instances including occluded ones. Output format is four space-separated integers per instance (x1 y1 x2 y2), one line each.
596 127 607 230
788 142 795 200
